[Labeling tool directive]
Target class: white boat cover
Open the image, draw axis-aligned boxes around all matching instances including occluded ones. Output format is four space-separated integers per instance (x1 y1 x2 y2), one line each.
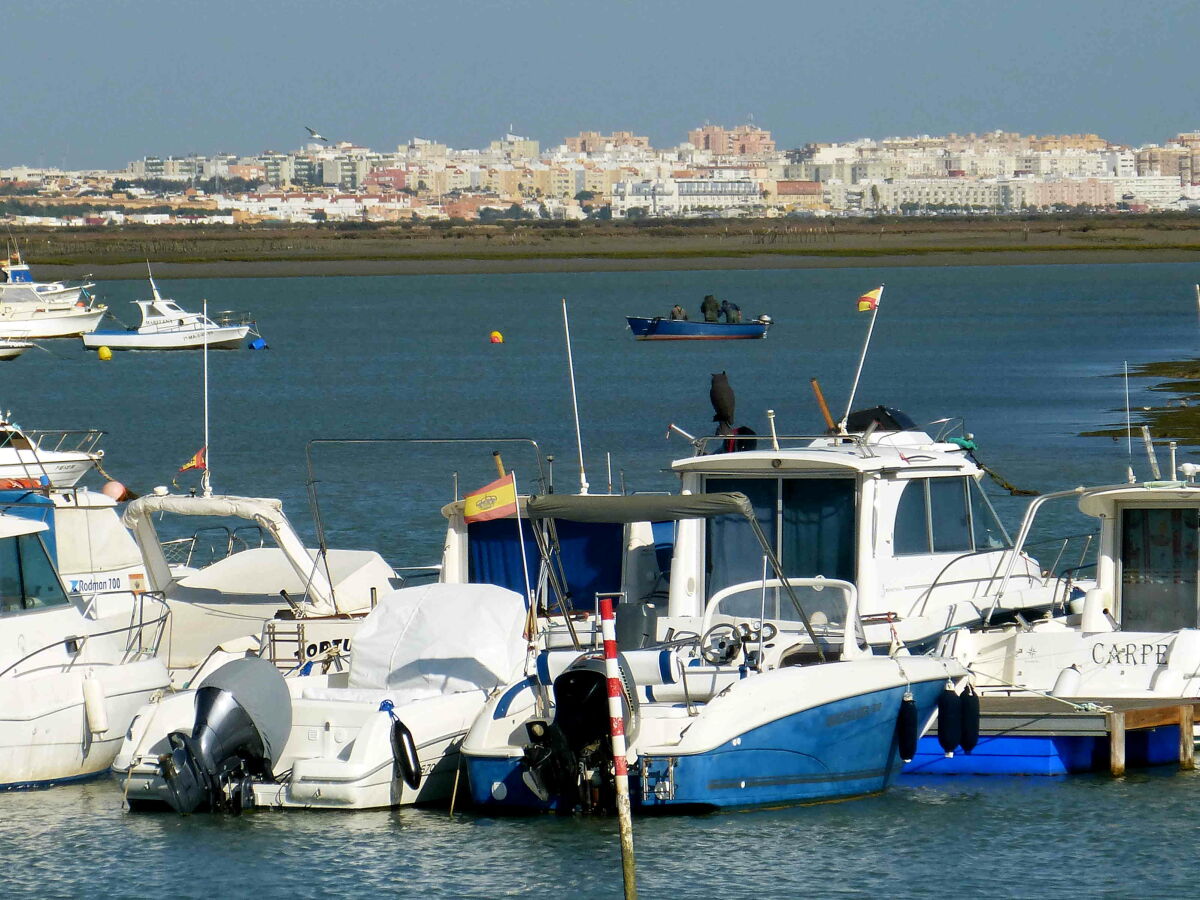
345 583 528 703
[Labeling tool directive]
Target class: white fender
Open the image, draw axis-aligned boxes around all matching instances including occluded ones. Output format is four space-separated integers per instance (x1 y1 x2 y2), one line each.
83 677 109 735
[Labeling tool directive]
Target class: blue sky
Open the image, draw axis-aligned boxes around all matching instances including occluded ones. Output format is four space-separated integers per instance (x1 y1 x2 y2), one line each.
10 0 1196 169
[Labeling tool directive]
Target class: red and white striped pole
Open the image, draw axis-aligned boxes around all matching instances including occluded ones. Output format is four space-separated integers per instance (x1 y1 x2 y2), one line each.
599 596 637 900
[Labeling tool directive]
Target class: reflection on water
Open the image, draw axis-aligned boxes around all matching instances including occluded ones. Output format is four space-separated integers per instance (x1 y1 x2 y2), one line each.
3 262 1200 897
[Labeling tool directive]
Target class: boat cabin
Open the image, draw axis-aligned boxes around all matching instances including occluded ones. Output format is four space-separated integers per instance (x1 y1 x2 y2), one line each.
662 413 1048 647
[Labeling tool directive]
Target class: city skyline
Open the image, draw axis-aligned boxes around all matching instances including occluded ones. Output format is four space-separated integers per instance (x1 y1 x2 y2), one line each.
8 0 1196 169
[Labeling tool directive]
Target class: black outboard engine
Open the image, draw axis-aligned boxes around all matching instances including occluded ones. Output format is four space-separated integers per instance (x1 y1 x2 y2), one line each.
160 658 291 815
522 655 638 813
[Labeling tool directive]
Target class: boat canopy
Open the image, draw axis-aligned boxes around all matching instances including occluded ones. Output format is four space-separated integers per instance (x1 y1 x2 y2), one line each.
524 491 754 523
123 493 339 615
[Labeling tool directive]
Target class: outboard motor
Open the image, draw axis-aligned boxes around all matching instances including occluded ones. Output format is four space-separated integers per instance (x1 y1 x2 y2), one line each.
159 658 291 815
522 654 638 813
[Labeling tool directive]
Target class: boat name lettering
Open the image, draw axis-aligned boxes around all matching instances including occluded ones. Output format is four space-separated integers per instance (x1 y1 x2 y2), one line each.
1090 642 1168 666
302 637 352 659
69 576 122 592
825 702 881 728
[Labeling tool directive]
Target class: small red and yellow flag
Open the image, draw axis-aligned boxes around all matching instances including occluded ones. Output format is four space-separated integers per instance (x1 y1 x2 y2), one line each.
463 472 518 523
858 287 882 312
178 446 207 473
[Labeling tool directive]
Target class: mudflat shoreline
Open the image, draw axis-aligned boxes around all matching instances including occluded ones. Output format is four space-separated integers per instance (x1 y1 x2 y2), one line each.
15 218 1200 280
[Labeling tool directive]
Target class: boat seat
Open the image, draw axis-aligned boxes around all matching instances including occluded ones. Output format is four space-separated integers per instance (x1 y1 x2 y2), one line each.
779 643 842 667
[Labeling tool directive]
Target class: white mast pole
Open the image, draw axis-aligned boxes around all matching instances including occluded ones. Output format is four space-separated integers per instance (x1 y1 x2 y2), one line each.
562 298 589 495
202 297 212 497
840 284 884 433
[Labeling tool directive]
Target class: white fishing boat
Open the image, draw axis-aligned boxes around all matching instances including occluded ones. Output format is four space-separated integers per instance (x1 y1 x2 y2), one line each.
82 269 254 351
113 582 528 812
0 416 105 488
0 511 170 788
0 339 31 360
0 248 93 307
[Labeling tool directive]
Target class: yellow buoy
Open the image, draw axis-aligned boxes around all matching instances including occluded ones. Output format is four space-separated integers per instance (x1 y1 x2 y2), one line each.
97 346 112 361
489 331 504 344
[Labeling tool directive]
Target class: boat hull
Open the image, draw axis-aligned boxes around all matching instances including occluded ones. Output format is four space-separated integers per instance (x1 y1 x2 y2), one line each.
0 307 106 338
626 316 769 341
466 662 950 813
82 325 249 351
0 451 99 488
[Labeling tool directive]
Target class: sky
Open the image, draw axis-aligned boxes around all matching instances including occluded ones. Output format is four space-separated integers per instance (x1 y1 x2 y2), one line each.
9 0 1197 170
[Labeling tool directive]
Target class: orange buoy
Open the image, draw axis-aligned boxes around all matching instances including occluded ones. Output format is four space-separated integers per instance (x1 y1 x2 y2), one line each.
489 331 504 344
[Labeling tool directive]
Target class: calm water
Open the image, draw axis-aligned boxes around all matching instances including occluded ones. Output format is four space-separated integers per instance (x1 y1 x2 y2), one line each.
5 261 1200 898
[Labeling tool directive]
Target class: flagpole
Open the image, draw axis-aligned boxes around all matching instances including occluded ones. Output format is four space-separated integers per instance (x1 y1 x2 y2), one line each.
839 284 884 433
511 470 534 613
202 297 212 497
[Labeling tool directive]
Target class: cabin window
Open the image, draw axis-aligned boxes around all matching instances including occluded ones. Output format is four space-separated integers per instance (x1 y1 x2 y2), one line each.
894 480 930 555
0 534 70 616
929 478 971 553
1119 507 1199 631
895 476 1002 555
704 477 856 602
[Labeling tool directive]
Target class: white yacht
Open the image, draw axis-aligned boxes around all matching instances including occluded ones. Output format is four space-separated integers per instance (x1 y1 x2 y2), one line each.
0 249 93 306
0 511 170 788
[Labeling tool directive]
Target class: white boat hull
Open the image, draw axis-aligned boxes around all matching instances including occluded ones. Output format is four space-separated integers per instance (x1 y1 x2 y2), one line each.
0 306 106 338
0 342 29 361
0 450 99 488
83 325 250 351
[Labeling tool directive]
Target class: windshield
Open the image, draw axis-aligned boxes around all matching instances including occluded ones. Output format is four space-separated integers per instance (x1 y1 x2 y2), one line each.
0 533 70 616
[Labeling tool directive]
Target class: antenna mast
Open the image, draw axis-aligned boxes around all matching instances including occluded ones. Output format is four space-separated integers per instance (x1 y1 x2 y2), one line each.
201 297 212 497
562 298 589 494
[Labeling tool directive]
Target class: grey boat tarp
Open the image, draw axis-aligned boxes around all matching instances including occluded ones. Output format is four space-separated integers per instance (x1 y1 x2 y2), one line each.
523 492 753 523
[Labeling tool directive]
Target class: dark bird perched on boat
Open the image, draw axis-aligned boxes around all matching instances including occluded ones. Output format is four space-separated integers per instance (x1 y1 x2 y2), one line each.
709 372 757 452
711 372 736 436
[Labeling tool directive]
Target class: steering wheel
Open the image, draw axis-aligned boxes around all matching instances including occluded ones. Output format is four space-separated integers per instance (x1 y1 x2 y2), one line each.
700 623 743 665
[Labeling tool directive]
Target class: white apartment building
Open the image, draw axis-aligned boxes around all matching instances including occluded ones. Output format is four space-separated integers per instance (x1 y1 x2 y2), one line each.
610 178 763 217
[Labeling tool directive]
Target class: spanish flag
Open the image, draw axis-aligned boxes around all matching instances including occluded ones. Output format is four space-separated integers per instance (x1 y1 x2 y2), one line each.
858 287 882 312
178 446 207 473
463 472 518 523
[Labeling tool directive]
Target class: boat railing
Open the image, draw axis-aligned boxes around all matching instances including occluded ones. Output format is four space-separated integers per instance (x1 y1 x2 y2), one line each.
689 433 879 458
211 310 255 327
0 592 170 679
2 428 105 456
915 530 1099 619
161 524 267 569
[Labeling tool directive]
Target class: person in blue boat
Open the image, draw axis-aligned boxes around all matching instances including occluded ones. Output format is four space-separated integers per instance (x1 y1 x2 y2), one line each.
720 299 742 323
669 304 688 320
700 294 720 322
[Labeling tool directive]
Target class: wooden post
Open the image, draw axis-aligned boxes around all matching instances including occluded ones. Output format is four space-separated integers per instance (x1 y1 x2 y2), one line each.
1108 711 1126 777
1179 704 1195 771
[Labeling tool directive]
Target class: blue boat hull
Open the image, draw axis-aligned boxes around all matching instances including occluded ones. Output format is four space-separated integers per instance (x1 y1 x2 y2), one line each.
626 316 769 341
903 727 1182 776
466 679 943 812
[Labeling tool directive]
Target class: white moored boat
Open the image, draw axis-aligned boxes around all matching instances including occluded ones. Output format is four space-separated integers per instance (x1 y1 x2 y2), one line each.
0 511 170 788
0 417 105 488
82 268 254 351
0 248 93 307
0 248 106 338
0 339 31 361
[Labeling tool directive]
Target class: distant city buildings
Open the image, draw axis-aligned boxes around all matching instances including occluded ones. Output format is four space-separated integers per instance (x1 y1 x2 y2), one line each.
2 124 1199 226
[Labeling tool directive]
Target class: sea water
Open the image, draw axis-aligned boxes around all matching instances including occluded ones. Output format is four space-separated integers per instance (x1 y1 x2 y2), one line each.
4 261 1200 898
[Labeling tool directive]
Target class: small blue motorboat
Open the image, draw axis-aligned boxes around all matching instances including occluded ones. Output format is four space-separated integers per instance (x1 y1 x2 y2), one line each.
626 315 772 341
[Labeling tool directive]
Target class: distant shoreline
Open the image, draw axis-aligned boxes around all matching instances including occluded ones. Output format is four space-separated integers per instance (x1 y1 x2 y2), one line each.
33 247 1200 280
16 218 1200 280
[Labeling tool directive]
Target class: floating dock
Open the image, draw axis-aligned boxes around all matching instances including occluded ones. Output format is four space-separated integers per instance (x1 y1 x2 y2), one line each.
904 696 1198 776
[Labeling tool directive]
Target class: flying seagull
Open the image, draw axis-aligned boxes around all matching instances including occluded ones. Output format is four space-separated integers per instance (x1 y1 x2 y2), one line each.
305 126 329 142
